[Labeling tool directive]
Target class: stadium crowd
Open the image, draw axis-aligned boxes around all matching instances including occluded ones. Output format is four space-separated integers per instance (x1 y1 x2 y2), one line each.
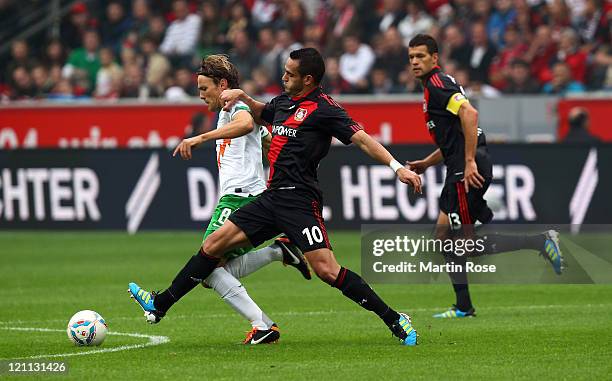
1 0 610 102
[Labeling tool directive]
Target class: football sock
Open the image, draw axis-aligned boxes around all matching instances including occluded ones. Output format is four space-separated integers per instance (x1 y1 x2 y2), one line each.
206 267 268 329
444 254 473 311
333 267 400 327
223 244 283 279
474 233 545 256
154 248 220 313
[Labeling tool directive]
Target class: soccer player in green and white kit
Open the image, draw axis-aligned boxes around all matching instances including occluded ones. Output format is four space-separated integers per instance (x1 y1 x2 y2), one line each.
130 55 311 345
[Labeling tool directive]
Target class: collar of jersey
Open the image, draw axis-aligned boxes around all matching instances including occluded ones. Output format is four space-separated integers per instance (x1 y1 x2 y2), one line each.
423 65 442 84
290 86 320 101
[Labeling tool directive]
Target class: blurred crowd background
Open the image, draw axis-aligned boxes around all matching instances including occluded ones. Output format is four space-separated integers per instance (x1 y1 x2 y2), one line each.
1 0 610 102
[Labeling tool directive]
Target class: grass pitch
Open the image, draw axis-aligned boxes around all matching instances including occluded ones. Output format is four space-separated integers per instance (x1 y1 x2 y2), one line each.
1 231 611 380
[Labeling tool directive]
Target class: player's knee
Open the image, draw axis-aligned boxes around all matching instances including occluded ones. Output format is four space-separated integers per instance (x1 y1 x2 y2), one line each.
201 234 224 257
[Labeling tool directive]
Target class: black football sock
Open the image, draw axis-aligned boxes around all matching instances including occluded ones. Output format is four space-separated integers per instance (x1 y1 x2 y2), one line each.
333 267 400 327
444 254 473 311
473 233 545 257
154 248 220 313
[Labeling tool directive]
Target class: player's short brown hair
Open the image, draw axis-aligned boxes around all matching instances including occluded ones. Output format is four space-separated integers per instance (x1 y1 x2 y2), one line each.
197 54 240 88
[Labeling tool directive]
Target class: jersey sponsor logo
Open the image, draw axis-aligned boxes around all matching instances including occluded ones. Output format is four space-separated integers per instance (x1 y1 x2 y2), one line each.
272 124 297 138
294 108 308 122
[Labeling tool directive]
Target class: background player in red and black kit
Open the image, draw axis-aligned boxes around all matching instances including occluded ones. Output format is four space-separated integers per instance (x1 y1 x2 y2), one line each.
129 48 422 345
407 34 565 318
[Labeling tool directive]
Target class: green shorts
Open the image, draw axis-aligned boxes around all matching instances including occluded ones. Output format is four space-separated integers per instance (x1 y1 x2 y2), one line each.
202 193 259 259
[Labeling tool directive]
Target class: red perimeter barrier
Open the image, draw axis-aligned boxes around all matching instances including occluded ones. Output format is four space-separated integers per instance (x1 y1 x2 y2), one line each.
0 101 430 148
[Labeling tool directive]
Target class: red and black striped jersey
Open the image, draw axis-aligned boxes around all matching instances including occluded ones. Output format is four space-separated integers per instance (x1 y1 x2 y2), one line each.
261 87 362 198
422 66 489 182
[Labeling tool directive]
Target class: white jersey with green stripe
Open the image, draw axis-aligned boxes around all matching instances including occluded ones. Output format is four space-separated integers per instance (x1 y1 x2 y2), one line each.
216 100 268 197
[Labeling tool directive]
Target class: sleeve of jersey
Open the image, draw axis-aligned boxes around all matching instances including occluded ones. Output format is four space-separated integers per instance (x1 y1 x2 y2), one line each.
321 104 362 145
428 76 467 115
259 97 277 124
230 104 251 119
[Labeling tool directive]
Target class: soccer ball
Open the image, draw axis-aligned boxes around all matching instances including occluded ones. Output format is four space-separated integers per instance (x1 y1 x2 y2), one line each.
66 310 108 346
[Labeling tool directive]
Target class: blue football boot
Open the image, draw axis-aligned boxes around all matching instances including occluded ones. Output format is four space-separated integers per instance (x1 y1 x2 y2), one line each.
389 312 418 346
540 230 565 275
128 282 165 324
433 305 476 318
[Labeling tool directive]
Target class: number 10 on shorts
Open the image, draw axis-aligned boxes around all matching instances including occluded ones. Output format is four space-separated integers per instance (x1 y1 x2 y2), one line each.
302 226 324 245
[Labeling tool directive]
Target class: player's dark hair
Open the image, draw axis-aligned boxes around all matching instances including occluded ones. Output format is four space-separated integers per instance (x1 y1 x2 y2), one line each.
408 34 439 54
289 48 325 85
197 54 240 88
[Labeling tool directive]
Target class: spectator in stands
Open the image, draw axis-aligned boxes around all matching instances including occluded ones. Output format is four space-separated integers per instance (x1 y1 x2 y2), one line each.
147 14 167 46
281 1 307 42
48 79 76 100
323 0 361 56
374 27 410 83
199 0 228 55
398 0 435 45
31 64 54 97
456 67 501 98
524 24 558 84
588 45 612 90
378 0 407 33
466 21 498 84
274 28 303 79
369 66 403 94
574 0 609 46
60 1 95 50
472 0 493 23
563 107 600 143
303 22 325 51
101 1 132 54
5 40 35 85
514 0 543 37
164 67 196 101
544 0 571 39
321 56 353 95
140 35 171 97
251 66 281 97
504 59 541 93
251 0 280 29
488 0 517 48
131 0 152 40
62 29 101 95
448 0 473 27
441 24 470 69
550 27 588 84
121 63 148 99
339 34 376 92
9 66 36 100
489 24 527 89
95 47 123 99
42 39 67 68
159 0 201 68
228 29 261 82
226 1 254 44
397 63 422 93
543 62 586 94
257 26 280 75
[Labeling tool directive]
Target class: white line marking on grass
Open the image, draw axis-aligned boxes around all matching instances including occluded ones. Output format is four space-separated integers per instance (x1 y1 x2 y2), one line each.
0 327 169 360
0 303 610 326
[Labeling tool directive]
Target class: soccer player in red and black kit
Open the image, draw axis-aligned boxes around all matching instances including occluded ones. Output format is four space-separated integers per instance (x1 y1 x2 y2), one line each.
128 48 421 345
407 34 565 318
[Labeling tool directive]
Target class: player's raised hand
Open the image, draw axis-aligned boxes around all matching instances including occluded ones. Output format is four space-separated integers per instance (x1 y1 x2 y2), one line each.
397 167 422 194
406 159 429 175
172 136 201 160
463 159 485 192
220 89 244 111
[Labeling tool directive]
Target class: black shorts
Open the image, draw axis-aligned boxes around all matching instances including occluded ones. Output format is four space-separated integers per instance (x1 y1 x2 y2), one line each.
228 189 332 253
439 178 493 229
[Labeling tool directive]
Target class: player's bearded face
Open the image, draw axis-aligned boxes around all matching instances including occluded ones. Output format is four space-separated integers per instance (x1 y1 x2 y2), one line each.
408 46 437 79
197 75 223 112
282 59 304 96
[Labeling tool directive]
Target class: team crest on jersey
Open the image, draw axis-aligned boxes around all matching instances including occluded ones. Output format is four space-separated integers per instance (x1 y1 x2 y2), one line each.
294 108 308 121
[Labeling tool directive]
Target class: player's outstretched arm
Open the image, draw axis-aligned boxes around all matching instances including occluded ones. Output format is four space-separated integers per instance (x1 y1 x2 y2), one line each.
407 149 443 174
173 111 254 160
458 102 485 192
350 130 422 193
220 89 267 125
261 132 272 158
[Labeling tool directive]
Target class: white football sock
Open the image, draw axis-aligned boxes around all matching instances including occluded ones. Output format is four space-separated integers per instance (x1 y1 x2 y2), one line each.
205 267 269 330
223 244 283 279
